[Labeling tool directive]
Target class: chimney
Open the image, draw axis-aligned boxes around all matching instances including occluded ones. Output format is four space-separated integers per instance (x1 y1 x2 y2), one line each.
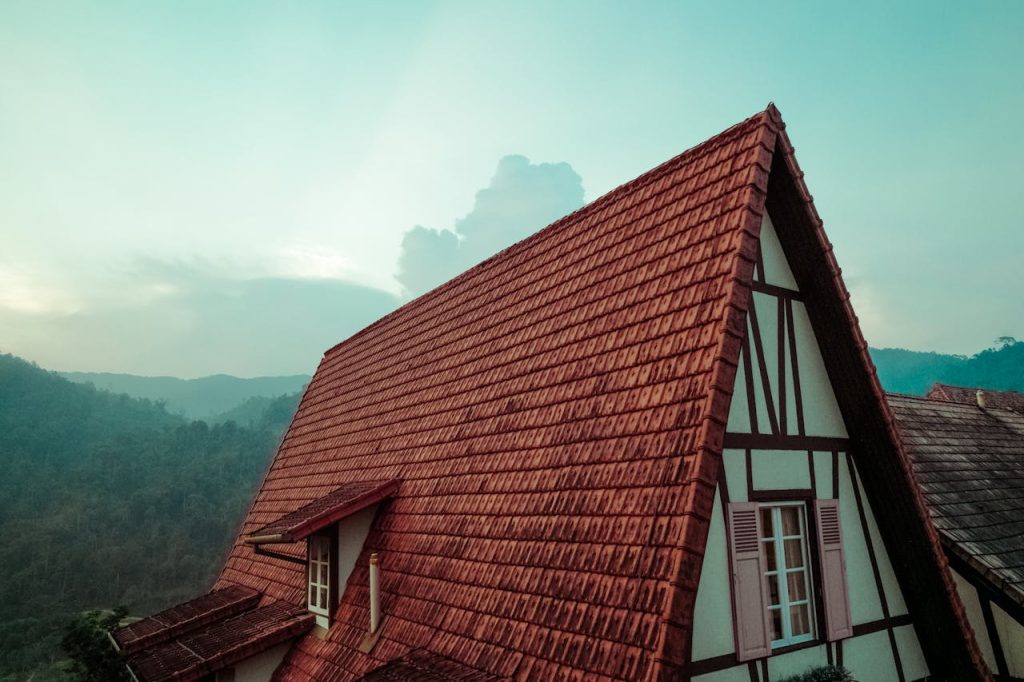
369 553 380 634
977 390 987 409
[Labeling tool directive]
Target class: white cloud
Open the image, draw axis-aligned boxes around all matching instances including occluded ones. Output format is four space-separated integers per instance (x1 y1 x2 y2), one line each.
395 154 584 297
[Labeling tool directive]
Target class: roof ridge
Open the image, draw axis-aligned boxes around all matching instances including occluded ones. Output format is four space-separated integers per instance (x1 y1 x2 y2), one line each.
650 106 779 675
935 381 1024 395
885 392 936 401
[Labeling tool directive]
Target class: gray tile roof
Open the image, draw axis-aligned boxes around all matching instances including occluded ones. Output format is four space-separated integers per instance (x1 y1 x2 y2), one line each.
889 393 1024 606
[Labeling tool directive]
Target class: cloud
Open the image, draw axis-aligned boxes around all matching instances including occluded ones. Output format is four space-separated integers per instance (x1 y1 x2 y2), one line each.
0 259 400 377
396 155 584 297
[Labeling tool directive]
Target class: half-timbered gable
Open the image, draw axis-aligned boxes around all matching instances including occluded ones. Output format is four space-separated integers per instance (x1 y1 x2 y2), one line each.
691 214 932 681
114 106 987 682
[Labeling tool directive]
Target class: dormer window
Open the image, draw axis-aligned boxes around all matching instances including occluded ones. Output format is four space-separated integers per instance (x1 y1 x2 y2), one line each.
307 533 333 627
244 479 400 628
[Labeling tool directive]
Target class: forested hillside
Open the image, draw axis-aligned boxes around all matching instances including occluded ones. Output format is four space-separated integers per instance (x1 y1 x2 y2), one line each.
0 354 300 681
870 338 1024 395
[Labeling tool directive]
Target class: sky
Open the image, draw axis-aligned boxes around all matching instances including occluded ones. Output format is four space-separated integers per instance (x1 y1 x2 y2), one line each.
2 1 1022 377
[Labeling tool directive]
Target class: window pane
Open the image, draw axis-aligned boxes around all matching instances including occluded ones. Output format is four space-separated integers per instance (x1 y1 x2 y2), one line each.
787 571 807 601
770 607 782 641
761 508 774 539
790 604 811 636
764 540 777 571
784 539 805 569
309 584 315 604
768 574 780 606
781 507 801 536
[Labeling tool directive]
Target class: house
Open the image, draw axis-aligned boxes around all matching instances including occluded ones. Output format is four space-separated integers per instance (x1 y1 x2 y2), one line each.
112 106 987 681
889 386 1024 680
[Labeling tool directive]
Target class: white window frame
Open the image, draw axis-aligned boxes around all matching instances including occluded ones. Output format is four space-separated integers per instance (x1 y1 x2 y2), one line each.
761 502 816 648
307 534 331 626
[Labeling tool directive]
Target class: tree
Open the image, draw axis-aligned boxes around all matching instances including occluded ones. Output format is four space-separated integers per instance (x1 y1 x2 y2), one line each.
60 607 130 682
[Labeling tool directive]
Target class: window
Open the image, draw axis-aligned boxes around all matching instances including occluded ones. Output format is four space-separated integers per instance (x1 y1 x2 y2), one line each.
728 498 851 662
760 503 815 647
308 534 331 624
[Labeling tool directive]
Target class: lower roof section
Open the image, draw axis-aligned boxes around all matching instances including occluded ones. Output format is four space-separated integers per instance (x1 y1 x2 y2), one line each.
113 585 260 654
114 592 313 682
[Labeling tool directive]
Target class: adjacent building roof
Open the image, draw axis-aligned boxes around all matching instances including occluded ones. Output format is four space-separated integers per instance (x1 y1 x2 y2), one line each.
247 479 400 544
113 589 313 682
927 382 1024 414
889 392 1024 608
210 106 983 679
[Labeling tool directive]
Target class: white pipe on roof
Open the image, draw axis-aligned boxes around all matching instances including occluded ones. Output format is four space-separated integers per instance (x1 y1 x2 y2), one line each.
369 553 381 634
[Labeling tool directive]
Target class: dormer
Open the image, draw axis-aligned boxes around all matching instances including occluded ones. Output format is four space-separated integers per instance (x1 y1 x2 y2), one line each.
245 479 398 629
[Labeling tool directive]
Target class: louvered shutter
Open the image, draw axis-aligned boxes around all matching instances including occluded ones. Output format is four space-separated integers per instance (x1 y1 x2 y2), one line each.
814 499 853 641
727 502 772 661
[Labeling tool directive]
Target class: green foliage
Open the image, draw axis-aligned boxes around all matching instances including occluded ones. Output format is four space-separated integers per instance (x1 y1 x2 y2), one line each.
870 340 1024 395
61 607 130 682
777 665 854 682
0 354 298 680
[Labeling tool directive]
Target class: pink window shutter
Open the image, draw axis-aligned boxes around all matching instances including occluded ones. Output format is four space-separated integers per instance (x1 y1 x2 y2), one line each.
727 502 772 661
814 499 853 641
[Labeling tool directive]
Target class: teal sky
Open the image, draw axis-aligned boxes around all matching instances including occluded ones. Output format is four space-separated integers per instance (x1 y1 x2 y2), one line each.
2 1 1022 376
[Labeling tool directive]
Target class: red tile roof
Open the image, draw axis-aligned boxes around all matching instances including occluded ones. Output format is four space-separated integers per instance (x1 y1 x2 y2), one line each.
113 585 260 654
927 382 1024 414
355 649 504 682
212 106 985 680
125 600 313 682
247 479 400 544
889 393 1024 608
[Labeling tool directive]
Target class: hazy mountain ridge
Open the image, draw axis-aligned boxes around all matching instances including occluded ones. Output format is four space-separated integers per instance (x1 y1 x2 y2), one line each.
869 339 1024 395
59 371 309 420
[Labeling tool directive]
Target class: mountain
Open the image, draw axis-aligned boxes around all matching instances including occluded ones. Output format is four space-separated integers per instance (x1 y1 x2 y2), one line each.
0 354 299 681
59 371 309 420
870 339 1024 395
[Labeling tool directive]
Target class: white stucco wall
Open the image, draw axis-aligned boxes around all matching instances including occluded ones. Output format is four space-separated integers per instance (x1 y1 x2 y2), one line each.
691 487 736 660
751 449 810 490
949 567 1024 677
951 570 997 669
218 641 291 682
336 503 379 598
992 600 1024 676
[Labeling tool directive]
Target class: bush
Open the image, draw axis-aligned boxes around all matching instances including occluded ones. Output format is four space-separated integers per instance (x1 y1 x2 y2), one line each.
61 607 130 682
777 665 854 682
